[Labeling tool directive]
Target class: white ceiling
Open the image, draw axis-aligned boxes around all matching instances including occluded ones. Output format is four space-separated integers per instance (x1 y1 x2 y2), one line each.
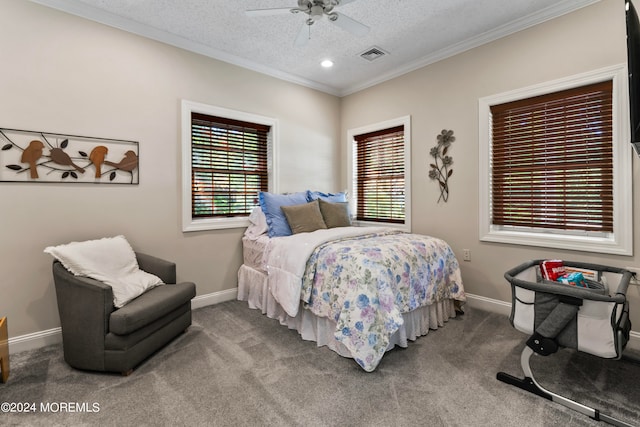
31 0 600 96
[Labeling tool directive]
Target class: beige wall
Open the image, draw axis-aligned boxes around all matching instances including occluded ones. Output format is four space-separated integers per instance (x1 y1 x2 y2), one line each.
0 0 341 337
342 0 640 330
3 0 639 342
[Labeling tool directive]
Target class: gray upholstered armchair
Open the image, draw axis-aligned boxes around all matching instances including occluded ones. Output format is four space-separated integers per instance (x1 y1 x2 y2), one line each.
52 252 196 375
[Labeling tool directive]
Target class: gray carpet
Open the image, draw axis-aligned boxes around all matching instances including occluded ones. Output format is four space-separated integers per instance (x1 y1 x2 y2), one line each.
1 301 639 426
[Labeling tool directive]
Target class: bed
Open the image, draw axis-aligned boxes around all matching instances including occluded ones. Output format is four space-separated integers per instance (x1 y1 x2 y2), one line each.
237 193 466 372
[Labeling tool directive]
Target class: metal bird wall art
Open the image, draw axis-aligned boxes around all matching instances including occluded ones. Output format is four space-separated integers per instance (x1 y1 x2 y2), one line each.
0 128 139 184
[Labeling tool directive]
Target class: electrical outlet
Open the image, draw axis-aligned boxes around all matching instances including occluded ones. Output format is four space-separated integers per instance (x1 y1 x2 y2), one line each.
463 249 471 262
625 266 640 285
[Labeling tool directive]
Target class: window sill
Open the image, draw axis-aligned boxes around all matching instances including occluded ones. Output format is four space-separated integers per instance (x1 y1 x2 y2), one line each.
480 228 632 256
353 220 410 233
183 217 250 232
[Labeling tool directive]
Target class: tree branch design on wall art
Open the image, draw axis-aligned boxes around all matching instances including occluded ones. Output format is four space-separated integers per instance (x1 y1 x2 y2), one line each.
428 129 455 202
0 128 139 184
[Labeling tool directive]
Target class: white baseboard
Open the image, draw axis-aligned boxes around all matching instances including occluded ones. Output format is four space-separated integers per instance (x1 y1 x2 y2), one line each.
465 292 512 317
9 289 639 354
8 327 63 355
630 332 640 352
191 287 237 309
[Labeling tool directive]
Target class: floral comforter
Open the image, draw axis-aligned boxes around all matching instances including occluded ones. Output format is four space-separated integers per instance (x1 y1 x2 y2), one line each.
299 230 465 372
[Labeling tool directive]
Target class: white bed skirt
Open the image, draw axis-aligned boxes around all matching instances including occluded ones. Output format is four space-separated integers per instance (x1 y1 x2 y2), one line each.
237 264 458 360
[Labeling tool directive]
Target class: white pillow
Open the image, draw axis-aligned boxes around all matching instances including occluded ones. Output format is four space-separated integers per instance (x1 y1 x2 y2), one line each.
244 206 268 239
44 235 163 308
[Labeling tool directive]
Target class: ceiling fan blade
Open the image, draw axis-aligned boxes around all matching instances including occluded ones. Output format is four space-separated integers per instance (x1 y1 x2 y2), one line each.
336 0 358 6
330 12 369 37
294 23 310 47
245 8 295 17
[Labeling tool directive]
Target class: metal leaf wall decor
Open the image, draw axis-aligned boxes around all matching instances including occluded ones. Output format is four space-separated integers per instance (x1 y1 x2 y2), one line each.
428 129 455 202
0 128 138 184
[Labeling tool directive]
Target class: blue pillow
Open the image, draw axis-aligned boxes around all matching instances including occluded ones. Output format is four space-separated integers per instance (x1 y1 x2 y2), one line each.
259 191 309 237
306 190 347 203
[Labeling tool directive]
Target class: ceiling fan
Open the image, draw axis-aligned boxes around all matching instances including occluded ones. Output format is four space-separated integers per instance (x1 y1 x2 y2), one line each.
246 0 370 47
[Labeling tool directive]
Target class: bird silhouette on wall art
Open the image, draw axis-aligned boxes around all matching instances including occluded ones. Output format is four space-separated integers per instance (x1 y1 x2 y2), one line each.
21 140 44 179
104 150 138 172
49 147 85 173
89 145 108 178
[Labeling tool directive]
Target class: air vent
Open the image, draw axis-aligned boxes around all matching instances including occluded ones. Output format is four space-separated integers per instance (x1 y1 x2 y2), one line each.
359 46 389 62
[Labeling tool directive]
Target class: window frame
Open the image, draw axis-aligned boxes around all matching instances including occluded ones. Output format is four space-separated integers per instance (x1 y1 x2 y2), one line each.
181 100 278 232
478 64 633 255
347 116 412 231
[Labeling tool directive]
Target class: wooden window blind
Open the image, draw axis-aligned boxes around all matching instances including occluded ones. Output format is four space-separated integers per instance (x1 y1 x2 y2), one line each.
490 80 613 233
355 125 405 223
191 112 269 218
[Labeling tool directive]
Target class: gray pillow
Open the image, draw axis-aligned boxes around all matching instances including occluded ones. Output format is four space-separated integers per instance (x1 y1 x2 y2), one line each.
318 199 352 228
281 200 327 234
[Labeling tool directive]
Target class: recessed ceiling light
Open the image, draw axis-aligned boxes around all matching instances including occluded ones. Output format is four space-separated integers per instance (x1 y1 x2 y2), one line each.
321 59 334 68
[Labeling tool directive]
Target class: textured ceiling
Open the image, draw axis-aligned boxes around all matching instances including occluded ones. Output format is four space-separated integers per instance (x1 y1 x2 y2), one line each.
32 0 600 96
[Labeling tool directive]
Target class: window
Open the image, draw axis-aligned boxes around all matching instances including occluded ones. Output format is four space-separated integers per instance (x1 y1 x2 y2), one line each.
182 101 278 231
348 116 411 231
190 113 268 217
492 81 613 232
479 65 632 255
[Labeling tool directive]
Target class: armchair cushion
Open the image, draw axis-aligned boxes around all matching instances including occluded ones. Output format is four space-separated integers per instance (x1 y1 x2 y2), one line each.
45 235 163 308
109 282 196 335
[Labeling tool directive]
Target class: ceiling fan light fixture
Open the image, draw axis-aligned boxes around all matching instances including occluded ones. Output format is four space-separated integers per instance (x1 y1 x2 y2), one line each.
310 5 324 21
246 0 369 46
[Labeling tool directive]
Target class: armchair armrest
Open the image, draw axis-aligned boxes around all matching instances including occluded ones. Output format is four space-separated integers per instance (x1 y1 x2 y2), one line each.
135 252 176 284
52 261 114 371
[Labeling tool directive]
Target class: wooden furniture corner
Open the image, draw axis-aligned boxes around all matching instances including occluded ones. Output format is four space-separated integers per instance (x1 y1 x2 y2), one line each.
0 317 9 383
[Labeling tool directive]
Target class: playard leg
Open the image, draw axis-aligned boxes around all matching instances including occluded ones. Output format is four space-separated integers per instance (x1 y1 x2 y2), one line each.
497 347 634 427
